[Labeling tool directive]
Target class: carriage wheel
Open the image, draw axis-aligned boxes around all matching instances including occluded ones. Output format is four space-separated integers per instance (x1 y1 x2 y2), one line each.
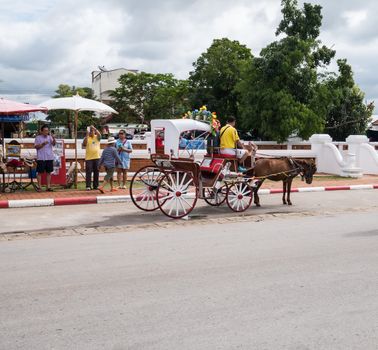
157 170 198 219
203 184 228 206
130 166 165 211
226 182 253 212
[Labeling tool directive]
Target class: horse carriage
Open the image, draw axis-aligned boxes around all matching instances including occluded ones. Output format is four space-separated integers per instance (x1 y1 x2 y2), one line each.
129 119 258 219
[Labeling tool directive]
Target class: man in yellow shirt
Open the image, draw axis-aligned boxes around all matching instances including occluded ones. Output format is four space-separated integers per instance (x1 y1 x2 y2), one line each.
82 125 101 190
220 116 253 172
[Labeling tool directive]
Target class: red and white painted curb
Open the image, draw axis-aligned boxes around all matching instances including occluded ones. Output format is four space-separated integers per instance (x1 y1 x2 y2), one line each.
0 184 377 209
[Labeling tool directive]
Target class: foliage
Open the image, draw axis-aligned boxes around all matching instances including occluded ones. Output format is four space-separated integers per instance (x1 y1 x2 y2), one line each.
323 59 374 140
110 72 190 123
238 0 336 142
189 38 253 123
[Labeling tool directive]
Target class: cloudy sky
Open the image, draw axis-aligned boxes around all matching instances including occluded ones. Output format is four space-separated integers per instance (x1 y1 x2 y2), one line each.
0 0 377 106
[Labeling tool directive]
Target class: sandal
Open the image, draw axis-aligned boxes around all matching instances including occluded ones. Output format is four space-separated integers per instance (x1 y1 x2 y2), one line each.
46 188 54 192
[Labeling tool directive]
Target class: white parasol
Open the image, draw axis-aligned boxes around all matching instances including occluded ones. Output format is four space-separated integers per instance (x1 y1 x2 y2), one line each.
39 94 118 187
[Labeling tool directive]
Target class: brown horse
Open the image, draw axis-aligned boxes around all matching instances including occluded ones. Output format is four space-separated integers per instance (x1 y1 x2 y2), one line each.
247 158 317 206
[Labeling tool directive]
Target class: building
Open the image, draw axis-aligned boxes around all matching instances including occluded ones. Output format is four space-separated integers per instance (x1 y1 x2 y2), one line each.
91 67 138 104
369 116 378 131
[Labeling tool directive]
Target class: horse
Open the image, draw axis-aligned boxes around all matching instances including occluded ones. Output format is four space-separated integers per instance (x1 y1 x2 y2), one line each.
246 157 317 206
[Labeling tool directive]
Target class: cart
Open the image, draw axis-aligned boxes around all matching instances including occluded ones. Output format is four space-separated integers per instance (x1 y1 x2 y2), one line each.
130 119 256 219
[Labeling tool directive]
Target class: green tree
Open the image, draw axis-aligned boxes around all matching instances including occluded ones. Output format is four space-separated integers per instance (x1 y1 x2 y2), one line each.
238 0 335 142
189 38 253 122
110 72 190 123
323 59 374 140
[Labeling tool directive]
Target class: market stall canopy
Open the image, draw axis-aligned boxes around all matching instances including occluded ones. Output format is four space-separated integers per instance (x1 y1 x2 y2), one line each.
0 97 47 114
0 115 30 122
39 94 117 114
0 97 48 156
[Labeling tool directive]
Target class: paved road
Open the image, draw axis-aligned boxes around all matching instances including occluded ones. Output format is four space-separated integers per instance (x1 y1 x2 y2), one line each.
0 190 378 349
0 189 377 235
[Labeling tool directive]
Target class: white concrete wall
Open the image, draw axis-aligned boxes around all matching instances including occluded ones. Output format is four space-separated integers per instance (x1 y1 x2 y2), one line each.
5 134 378 176
346 135 378 175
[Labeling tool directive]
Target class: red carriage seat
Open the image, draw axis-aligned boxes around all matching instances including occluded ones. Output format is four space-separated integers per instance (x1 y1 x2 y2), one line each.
212 153 237 159
204 153 237 160
200 158 224 174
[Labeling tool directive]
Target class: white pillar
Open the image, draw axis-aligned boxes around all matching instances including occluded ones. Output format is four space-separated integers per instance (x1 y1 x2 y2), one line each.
345 135 369 167
309 134 363 177
309 134 333 173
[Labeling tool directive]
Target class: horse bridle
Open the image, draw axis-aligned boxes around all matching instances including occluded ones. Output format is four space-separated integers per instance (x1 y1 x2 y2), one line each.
288 158 307 181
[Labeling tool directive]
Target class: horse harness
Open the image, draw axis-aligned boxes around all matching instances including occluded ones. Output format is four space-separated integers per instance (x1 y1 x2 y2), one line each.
288 157 308 181
253 157 306 181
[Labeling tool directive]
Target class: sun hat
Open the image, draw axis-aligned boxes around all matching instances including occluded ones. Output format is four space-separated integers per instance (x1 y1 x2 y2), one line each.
107 136 116 144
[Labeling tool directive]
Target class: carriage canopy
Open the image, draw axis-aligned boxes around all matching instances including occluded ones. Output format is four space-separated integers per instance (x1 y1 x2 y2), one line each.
150 119 211 157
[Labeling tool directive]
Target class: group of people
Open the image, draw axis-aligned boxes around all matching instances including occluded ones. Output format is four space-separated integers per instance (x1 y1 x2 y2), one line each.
33 124 132 192
83 126 132 193
33 115 253 192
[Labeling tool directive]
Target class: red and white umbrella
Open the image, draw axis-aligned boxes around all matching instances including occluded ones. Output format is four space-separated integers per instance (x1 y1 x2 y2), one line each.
0 97 47 115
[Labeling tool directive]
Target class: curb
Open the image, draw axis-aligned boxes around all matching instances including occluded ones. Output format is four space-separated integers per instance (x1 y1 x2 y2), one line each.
0 184 377 209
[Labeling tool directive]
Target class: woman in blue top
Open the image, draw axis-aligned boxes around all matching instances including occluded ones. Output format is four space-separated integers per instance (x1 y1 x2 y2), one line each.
116 130 133 189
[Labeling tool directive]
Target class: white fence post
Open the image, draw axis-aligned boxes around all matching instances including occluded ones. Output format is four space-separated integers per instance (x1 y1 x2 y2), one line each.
346 135 378 175
309 134 363 177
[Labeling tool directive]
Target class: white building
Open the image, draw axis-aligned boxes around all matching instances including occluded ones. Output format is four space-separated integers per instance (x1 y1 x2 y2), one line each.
91 68 138 104
370 115 378 131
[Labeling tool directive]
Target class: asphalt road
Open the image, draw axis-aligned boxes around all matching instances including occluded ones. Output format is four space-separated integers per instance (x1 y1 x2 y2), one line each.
0 189 377 235
0 190 378 349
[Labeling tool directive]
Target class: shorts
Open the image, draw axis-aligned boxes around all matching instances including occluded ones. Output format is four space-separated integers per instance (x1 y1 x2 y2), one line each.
36 160 54 174
104 167 115 181
220 148 247 159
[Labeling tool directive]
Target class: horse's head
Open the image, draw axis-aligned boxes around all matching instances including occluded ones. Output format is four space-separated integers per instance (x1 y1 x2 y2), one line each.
298 159 317 184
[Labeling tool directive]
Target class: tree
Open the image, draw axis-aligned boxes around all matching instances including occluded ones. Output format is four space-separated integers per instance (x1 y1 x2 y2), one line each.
110 72 190 123
47 84 97 137
323 59 374 140
189 38 253 122
238 0 335 142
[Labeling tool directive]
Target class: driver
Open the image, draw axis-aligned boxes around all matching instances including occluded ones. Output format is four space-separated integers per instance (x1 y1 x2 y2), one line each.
219 116 256 172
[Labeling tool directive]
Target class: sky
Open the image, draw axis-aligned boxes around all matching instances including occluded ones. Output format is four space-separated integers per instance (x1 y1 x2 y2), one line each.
0 0 377 106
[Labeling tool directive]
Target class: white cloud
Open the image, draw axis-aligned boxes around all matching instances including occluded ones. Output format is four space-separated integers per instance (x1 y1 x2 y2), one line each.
342 10 368 28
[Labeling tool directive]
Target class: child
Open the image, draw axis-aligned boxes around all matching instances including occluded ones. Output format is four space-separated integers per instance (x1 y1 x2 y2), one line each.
98 137 122 193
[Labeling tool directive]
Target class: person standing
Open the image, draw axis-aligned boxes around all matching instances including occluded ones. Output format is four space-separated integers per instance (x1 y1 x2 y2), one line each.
98 137 122 193
34 124 56 192
82 125 101 190
115 130 132 189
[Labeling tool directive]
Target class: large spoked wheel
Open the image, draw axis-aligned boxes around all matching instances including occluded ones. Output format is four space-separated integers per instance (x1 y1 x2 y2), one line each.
157 171 198 219
130 166 165 211
226 182 253 212
203 184 228 206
